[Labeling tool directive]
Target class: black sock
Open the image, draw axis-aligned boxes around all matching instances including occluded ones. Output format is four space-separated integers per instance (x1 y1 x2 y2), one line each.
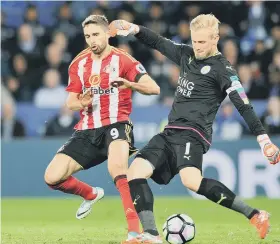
129 179 159 236
197 178 259 219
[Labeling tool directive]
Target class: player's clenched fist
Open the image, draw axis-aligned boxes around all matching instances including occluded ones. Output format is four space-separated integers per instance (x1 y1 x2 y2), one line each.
80 89 93 107
263 144 280 165
258 134 280 165
109 20 139 37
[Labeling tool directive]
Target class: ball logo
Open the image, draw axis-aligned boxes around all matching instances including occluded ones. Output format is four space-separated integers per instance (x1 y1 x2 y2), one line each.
89 74 100 87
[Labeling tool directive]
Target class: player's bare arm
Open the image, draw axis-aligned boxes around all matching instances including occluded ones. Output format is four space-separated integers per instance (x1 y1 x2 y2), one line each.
111 75 160 95
66 89 93 111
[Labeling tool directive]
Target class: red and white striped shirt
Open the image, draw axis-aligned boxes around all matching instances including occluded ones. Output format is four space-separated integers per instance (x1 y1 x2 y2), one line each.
66 47 147 130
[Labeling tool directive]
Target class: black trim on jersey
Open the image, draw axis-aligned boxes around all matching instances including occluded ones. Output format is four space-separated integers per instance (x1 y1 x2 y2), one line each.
134 73 145 83
229 91 266 136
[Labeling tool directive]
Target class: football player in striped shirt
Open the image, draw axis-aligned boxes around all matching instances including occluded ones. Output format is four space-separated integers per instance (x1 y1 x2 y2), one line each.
44 15 160 242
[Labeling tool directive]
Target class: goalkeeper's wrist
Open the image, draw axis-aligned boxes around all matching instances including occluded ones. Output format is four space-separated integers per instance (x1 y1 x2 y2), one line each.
134 24 140 34
130 23 139 35
257 134 271 149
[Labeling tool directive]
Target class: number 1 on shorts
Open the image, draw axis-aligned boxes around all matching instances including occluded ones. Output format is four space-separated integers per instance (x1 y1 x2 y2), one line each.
184 142 191 159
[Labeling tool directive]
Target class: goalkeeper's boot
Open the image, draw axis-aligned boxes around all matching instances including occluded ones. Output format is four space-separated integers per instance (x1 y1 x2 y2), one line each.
250 210 270 239
76 187 104 219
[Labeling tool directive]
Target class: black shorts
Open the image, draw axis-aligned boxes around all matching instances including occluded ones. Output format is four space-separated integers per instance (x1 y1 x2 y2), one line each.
136 128 204 185
57 121 137 169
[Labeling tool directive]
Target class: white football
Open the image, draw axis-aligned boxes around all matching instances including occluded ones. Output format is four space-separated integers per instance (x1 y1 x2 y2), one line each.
163 214 195 244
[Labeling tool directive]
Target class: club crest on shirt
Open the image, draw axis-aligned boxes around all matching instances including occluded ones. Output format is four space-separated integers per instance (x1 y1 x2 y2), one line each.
102 64 110 73
89 74 101 86
200 65 211 74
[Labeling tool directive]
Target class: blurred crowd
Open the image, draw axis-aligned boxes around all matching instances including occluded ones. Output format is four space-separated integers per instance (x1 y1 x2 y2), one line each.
1 1 280 140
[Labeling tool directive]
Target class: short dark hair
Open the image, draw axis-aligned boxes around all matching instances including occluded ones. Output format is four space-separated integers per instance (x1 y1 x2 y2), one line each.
82 15 109 28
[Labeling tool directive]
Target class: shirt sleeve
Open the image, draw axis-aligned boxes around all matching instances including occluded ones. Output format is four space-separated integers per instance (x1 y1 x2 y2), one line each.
217 64 266 136
66 63 83 93
135 26 193 65
121 53 147 83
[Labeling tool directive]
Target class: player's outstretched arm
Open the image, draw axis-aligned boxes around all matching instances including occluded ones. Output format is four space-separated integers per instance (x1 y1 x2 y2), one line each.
109 20 192 65
66 90 93 111
111 75 160 95
218 64 280 165
229 93 280 164
230 91 280 165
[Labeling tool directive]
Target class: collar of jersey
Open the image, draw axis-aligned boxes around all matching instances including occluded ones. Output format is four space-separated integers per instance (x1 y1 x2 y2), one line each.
194 51 222 62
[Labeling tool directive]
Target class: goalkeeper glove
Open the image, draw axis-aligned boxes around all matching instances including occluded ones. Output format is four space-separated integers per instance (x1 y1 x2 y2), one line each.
109 20 139 37
257 134 280 165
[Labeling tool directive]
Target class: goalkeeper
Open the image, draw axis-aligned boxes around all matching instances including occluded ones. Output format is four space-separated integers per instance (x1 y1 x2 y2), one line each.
110 14 279 243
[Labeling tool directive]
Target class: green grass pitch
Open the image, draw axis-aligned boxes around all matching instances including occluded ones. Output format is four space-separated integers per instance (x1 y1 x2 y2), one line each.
1 197 280 244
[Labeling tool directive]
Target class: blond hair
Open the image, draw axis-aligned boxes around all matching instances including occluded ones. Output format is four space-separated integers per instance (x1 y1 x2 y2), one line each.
190 14 220 37
82 15 109 28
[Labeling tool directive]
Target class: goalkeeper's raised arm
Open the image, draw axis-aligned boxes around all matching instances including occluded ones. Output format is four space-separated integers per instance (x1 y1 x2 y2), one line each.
109 19 193 66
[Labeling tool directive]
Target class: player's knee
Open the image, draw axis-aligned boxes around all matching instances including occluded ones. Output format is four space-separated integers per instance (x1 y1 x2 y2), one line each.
44 164 66 185
108 160 127 178
44 154 77 185
127 158 153 181
180 167 202 192
44 169 61 186
181 177 201 192
107 140 130 178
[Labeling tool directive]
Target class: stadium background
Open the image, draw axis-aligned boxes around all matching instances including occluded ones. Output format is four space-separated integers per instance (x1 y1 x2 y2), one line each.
2 0 280 198
1 1 280 244
2 1 280 197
